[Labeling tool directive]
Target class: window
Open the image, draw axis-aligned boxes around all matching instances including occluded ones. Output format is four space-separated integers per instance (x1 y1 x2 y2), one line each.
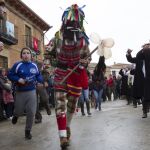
0 56 8 69
25 25 32 48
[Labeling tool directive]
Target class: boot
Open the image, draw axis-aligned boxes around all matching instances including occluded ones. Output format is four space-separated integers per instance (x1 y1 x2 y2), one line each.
142 101 148 118
80 102 85 116
95 103 98 110
35 118 42 124
133 99 137 108
60 137 69 149
12 116 18 124
35 111 42 123
99 105 101 111
25 130 32 140
126 100 130 105
86 101 92 116
142 113 147 118
45 104 51 115
0 106 6 122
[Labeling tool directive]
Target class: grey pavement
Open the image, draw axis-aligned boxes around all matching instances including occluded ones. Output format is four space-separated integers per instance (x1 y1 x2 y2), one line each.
0 100 150 150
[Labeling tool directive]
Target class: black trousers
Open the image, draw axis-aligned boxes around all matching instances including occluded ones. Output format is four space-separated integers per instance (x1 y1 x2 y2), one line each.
142 99 150 113
0 100 5 120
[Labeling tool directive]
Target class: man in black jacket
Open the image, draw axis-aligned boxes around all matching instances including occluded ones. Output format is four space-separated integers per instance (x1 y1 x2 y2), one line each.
126 43 150 118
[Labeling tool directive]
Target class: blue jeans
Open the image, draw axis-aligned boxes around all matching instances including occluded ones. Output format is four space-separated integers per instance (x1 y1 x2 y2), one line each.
79 89 89 103
93 89 103 110
79 89 91 115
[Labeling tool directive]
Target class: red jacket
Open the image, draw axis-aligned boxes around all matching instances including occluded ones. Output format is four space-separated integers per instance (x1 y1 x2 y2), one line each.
107 78 113 87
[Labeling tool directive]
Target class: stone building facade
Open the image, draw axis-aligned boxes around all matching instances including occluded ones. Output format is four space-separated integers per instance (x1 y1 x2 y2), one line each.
0 0 51 68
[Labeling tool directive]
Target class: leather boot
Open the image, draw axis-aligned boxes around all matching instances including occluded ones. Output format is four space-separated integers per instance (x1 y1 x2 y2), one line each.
99 105 101 111
35 111 42 123
86 101 92 116
142 101 148 118
45 104 51 115
80 102 85 116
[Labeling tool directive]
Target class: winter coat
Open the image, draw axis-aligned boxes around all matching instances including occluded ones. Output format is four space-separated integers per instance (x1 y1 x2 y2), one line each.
92 71 104 92
7 61 43 91
0 76 12 101
119 69 128 96
126 51 144 99
0 75 14 104
137 48 150 100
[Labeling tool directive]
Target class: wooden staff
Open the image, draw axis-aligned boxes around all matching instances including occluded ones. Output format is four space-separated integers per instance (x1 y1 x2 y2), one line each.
60 46 98 84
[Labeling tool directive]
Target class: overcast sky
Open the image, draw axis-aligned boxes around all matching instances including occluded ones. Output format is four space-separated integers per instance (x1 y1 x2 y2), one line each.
22 0 150 65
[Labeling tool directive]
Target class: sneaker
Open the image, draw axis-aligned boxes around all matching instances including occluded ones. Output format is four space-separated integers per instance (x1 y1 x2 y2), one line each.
25 130 32 140
12 116 18 124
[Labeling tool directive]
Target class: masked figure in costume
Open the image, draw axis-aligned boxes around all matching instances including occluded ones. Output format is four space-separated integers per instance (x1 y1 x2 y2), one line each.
45 4 90 148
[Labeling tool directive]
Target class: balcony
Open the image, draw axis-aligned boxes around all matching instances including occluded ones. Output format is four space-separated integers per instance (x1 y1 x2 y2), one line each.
0 31 18 45
0 19 18 45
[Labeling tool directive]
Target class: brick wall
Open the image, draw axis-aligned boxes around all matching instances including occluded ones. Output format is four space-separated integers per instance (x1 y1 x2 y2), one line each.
0 2 45 68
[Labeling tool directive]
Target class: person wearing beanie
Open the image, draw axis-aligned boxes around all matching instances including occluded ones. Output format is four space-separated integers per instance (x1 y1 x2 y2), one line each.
7 47 43 140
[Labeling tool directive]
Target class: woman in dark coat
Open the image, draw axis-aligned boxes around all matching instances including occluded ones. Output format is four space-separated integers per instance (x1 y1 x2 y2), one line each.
0 68 13 120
